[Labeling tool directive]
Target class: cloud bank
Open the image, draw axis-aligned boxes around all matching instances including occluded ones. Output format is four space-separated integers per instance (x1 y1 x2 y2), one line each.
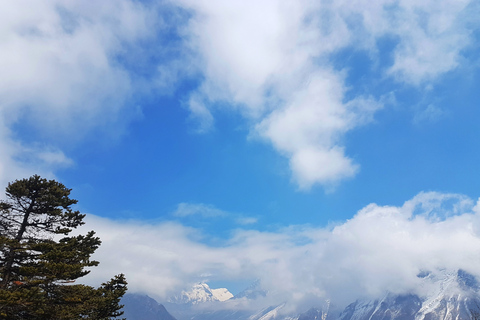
82 191 480 310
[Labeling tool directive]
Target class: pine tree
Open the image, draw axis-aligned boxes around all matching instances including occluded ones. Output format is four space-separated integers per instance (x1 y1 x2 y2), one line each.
0 175 127 319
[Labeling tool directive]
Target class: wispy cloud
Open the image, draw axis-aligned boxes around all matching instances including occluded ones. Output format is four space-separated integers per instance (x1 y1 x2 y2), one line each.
173 203 227 218
0 124 73 192
173 202 258 227
413 104 447 124
235 216 258 225
82 191 480 310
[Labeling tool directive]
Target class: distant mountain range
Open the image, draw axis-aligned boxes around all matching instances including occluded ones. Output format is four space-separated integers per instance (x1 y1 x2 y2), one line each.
339 269 480 320
121 269 480 320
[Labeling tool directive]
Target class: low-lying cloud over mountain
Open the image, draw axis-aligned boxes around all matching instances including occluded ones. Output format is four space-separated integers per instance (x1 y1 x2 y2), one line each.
121 268 480 320
81 191 480 311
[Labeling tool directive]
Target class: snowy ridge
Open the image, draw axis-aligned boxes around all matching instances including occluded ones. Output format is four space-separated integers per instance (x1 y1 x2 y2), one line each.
414 269 477 320
340 269 480 320
157 270 480 320
168 283 233 304
248 303 286 320
416 269 459 319
339 293 424 320
211 287 235 302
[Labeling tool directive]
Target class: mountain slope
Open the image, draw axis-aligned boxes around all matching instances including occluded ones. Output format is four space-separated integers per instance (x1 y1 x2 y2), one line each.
121 293 177 320
123 270 480 320
339 270 480 320
338 294 422 320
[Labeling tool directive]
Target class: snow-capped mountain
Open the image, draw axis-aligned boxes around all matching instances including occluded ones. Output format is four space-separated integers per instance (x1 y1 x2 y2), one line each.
122 270 480 320
339 269 480 320
415 269 479 320
168 282 233 304
247 303 287 320
164 281 276 320
338 294 422 320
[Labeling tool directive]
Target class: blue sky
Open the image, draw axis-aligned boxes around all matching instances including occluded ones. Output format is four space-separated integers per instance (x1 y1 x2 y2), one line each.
2 0 480 309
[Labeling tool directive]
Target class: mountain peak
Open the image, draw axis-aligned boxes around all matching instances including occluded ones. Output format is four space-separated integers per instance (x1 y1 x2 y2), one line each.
340 269 480 320
168 282 233 304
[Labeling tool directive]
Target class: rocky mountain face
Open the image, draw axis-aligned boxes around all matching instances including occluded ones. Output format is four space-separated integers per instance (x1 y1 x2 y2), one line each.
122 270 480 320
121 294 176 320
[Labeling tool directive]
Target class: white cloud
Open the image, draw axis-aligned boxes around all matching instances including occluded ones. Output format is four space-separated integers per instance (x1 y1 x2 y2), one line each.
187 94 215 133
170 0 479 189
255 70 376 189
413 104 446 124
1 0 478 190
0 0 154 185
173 203 227 218
0 120 73 192
173 203 258 227
383 0 474 84
0 1 149 130
82 191 480 310
36 149 73 167
0 125 37 190
235 216 258 225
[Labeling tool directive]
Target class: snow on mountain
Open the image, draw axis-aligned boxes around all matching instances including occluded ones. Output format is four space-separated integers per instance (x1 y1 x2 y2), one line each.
339 269 480 320
168 283 233 304
248 303 286 320
415 269 479 320
211 287 235 302
127 270 480 320
338 293 422 320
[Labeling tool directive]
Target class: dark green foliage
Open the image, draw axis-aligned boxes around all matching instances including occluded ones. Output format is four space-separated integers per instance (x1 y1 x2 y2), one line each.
0 175 127 319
